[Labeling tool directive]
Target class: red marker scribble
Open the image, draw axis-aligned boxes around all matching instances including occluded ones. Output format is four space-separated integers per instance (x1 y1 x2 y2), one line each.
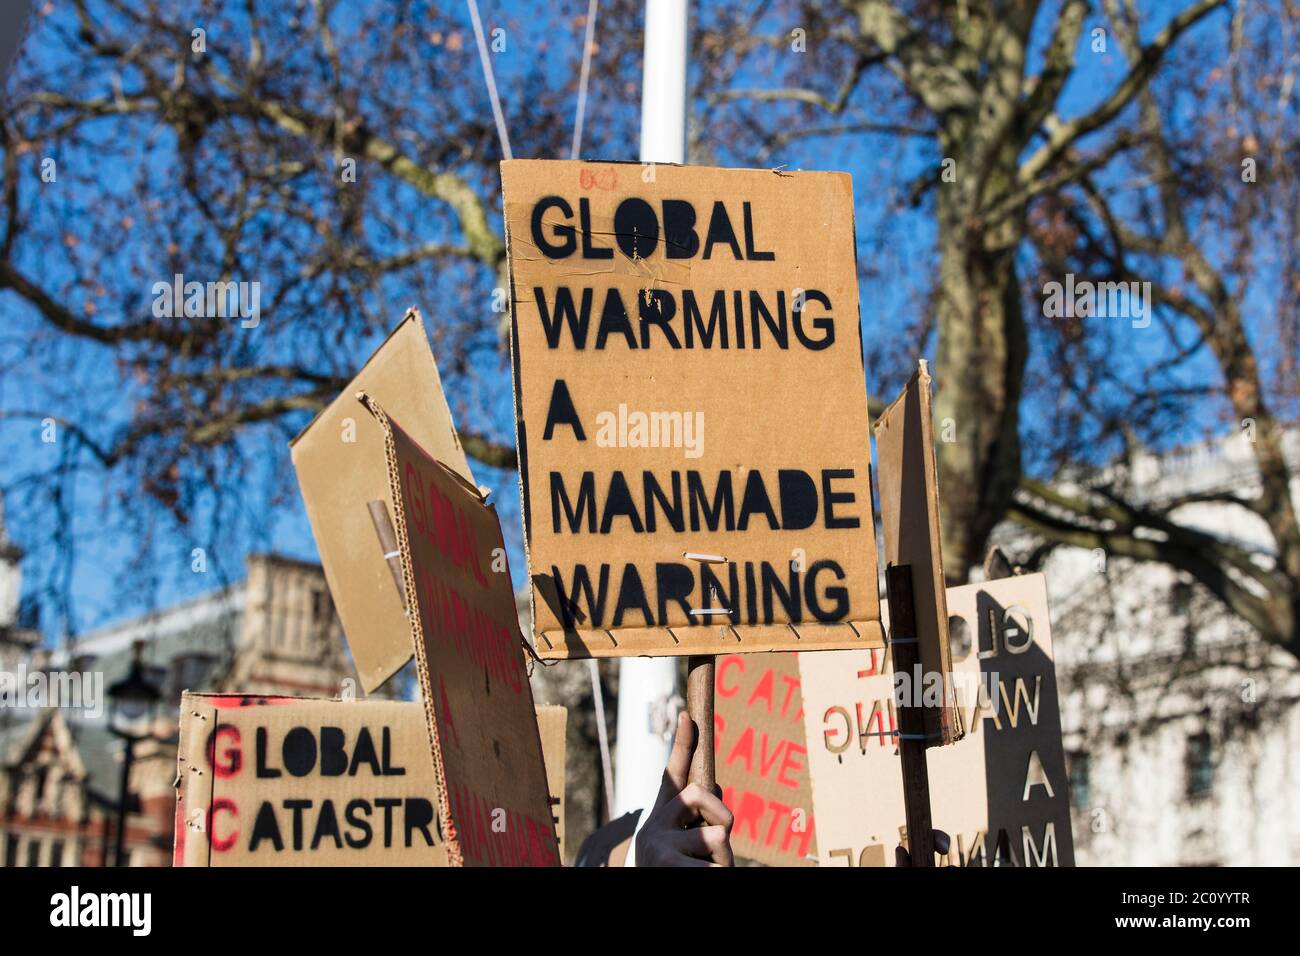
579 167 616 191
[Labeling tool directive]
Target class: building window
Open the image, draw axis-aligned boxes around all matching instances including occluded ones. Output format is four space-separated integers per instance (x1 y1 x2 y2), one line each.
1068 751 1090 808
25 839 40 868
3 833 17 867
311 587 331 624
49 839 64 867
1186 732 1215 800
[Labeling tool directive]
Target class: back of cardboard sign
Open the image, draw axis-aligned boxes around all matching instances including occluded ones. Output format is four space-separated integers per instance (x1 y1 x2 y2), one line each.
799 573 1075 867
290 309 475 694
872 360 963 746
364 398 560 867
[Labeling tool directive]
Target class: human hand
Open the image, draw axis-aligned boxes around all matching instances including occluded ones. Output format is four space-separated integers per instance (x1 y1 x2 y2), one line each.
634 711 735 867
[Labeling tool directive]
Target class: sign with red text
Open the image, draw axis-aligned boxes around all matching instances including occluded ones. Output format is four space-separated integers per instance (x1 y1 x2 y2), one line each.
174 695 570 867
799 574 1075 866
715 652 816 866
368 398 560 867
502 160 884 659
174 694 448 866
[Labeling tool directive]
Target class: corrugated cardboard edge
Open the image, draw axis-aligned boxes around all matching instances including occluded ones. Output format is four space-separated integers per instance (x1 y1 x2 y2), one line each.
174 691 218 867
872 361 964 746
501 165 541 663
534 620 886 659
358 393 462 866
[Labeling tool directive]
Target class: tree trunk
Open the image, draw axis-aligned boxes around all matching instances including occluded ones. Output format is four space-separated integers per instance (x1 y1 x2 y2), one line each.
932 161 1028 583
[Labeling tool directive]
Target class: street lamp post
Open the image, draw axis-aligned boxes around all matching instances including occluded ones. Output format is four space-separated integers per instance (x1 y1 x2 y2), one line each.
106 640 161 868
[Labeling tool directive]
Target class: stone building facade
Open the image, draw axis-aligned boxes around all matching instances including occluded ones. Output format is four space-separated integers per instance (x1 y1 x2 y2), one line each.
1018 430 1300 865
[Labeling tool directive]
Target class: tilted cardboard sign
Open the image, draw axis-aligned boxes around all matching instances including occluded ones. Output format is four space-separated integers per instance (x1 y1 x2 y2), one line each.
501 159 884 658
174 695 569 866
873 360 963 746
173 693 449 866
365 397 560 867
290 309 474 694
714 652 816 866
799 573 1075 867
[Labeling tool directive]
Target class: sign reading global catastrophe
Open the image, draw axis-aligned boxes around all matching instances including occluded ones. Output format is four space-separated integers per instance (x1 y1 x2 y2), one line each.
502 159 884 659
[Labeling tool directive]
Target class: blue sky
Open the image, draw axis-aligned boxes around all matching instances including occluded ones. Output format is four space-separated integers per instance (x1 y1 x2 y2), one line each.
0 0 1263 642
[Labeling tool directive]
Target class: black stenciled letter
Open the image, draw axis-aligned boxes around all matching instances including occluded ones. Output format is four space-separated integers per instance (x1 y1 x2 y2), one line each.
614 198 659 259
543 380 586 441
532 196 576 258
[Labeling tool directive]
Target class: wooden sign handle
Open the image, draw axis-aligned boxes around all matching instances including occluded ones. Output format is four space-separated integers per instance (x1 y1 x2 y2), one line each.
686 655 716 792
886 564 936 867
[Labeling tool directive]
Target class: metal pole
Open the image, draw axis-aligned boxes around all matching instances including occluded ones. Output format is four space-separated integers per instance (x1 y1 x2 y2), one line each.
114 736 134 867
612 0 690 817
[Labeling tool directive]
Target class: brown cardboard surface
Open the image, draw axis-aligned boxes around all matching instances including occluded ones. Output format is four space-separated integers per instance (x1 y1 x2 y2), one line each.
714 652 816 865
366 398 560 866
173 693 449 866
873 361 963 745
174 695 569 867
536 704 567 859
501 159 884 658
289 309 474 694
799 574 1075 866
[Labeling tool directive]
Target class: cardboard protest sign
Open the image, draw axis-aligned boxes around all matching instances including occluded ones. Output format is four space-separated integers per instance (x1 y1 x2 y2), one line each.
365 397 560 867
873 360 962 746
290 309 475 693
714 652 816 866
501 159 884 659
175 695 570 867
174 694 449 866
799 574 1074 866
536 704 567 859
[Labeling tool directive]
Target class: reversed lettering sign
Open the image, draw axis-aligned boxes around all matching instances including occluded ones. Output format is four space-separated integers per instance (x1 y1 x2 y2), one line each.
368 398 560 867
502 159 884 658
800 574 1074 866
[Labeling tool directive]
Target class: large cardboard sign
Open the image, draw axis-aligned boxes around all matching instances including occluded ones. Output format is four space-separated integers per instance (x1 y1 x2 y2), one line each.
290 310 475 693
800 574 1074 866
714 652 816 866
873 361 962 746
501 159 884 659
174 694 449 866
367 397 560 867
174 695 569 866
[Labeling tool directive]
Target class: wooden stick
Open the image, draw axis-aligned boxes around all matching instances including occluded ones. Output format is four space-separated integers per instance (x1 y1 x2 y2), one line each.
886 563 936 867
367 500 407 612
685 655 716 792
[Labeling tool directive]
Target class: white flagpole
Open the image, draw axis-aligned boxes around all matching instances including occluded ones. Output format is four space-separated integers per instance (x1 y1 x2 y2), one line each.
612 0 690 818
